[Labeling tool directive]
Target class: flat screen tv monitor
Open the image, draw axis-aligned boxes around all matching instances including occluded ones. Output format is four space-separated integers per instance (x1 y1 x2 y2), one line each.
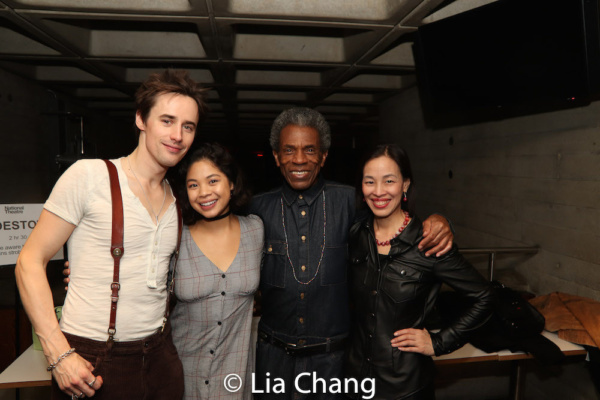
413 0 600 129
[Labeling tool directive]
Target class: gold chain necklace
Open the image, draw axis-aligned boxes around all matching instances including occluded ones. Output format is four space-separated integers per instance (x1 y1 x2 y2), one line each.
280 191 326 285
127 156 166 224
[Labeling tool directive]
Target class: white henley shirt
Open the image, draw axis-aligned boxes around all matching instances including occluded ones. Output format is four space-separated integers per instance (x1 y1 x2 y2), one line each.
44 158 178 341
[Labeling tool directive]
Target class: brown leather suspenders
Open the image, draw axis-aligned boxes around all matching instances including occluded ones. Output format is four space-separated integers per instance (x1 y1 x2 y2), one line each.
102 159 182 344
103 160 124 343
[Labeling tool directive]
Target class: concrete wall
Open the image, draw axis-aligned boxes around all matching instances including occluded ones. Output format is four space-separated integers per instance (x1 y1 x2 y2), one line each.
379 85 600 301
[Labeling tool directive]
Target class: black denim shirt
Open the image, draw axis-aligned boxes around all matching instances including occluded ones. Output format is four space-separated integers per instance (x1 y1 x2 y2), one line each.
250 176 355 344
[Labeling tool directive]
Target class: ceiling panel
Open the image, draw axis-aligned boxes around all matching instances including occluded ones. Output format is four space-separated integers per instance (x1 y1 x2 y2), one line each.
0 0 488 145
212 0 421 24
2 0 208 15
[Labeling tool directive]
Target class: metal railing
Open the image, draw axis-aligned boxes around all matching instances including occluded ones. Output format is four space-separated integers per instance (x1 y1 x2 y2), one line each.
459 247 538 281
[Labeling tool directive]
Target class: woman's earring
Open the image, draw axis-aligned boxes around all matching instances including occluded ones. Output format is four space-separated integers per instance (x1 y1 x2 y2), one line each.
403 192 407 202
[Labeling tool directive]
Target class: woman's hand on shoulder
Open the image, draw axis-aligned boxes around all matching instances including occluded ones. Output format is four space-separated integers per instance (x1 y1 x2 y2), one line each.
390 328 435 356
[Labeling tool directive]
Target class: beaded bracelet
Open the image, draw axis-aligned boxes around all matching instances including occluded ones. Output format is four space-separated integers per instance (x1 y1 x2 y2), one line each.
47 348 76 371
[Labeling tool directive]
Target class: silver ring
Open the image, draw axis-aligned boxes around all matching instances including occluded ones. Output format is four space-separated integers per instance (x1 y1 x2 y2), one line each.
88 378 96 388
71 395 78 400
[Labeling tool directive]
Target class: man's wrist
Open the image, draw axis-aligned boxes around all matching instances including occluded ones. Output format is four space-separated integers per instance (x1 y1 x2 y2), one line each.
433 213 455 234
47 348 76 371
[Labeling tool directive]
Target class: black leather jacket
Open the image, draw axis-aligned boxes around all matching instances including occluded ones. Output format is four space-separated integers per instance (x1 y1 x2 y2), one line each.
345 215 494 399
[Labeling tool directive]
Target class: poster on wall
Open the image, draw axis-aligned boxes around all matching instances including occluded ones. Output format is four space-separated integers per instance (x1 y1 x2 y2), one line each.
0 204 64 266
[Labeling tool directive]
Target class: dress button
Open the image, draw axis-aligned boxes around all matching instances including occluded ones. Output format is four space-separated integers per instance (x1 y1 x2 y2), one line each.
299 195 303 200
370 313 375 318
301 235 306 242
301 265 306 271
268 247 273 252
210 350 214 354
205 380 209 385
299 317 304 324
371 290 377 296
222 274 226 278
400 270 406 276
301 211 306 216
217 321 222 326
300 293 305 300
221 291 225 296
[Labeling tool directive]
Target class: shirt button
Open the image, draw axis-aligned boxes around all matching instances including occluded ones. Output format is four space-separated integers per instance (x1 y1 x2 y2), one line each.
217 321 222 326
268 246 273 252
301 235 306 242
300 293 305 300
221 291 225 296
152 254 156 260
299 195 303 200
371 290 377 296
301 211 306 217
301 265 306 271
299 317 304 324
144 342 149 348
205 380 209 385
222 274 226 278
210 350 214 354
400 270 406 276
151 268 155 273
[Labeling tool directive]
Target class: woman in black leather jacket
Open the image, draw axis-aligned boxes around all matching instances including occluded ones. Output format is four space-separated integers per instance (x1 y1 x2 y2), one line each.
345 144 494 400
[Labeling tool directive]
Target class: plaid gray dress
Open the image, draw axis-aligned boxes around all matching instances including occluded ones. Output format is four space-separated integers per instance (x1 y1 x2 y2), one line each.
171 215 263 399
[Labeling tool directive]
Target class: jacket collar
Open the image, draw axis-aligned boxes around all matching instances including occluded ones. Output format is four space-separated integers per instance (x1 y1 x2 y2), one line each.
281 175 325 207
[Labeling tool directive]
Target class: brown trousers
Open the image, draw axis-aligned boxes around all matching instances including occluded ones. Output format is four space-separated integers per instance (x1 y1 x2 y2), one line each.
51 322 184 400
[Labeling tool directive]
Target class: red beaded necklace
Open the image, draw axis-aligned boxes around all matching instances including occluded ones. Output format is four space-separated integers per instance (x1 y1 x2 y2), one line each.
375 210 411 246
